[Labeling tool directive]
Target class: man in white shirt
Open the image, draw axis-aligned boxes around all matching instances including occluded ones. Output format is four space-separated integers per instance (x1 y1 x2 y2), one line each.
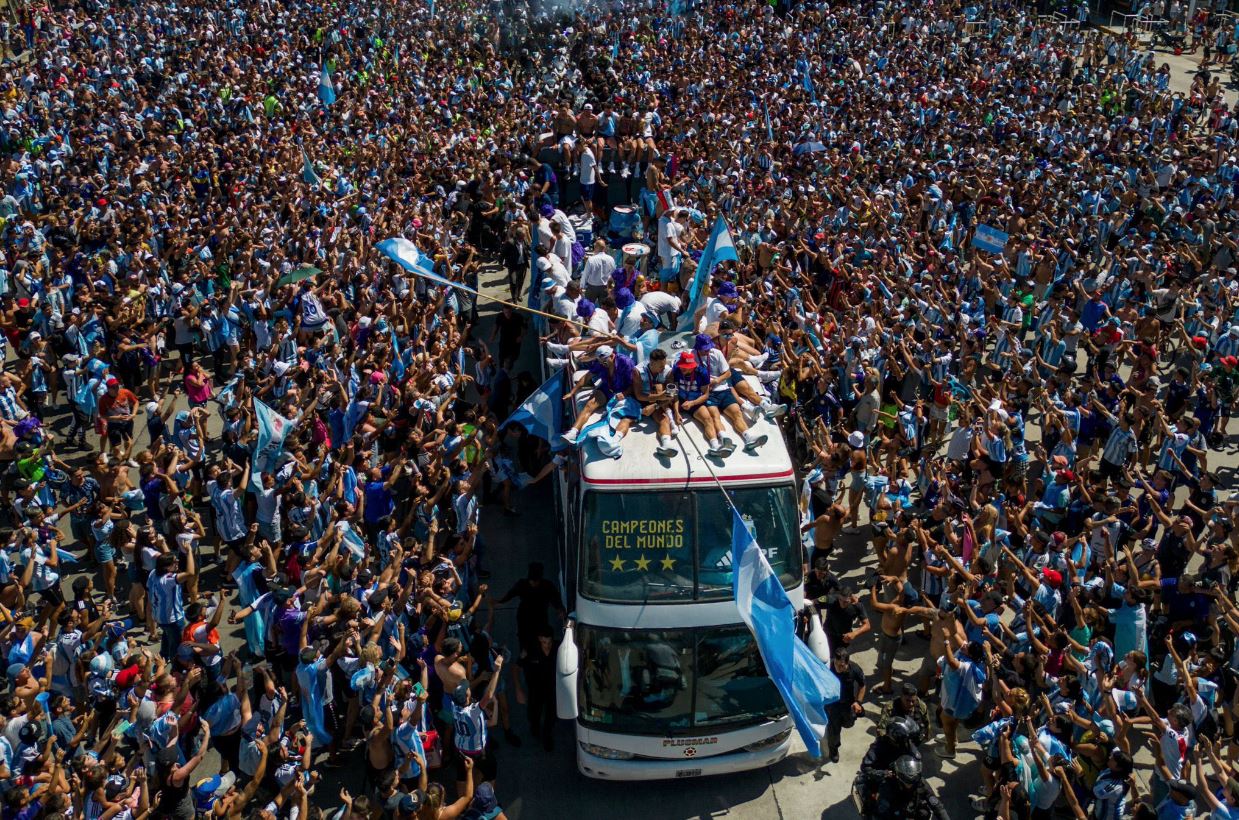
614 288 648 339
585 298 614 335
580 240 617 301
551 281 582 320
639 287 681 328
550 220 574 280
535 254 569 290
579 144 601 209
657 208 687 284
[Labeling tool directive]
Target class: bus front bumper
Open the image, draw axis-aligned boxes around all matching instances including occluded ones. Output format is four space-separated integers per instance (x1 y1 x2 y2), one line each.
576 733 792 781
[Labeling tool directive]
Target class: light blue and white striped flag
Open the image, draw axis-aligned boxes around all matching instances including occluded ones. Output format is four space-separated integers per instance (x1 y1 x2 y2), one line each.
677 215 738 331
253 398 294 474
318 65 337 106
302 150 322 187
376 237 478 296
732 509 839 758
501 369 567 448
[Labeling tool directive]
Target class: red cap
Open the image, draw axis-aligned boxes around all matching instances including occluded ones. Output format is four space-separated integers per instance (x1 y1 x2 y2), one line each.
1058 469 1076 482
1052 531 1067 546
1042 569 1063 589
677 351 697 370
1191 336 1208 349
105 377 119 387
1224 356 1239 368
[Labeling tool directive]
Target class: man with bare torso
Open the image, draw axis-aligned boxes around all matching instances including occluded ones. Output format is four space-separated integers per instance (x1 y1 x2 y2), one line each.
869 577 936 695
552 105 577 174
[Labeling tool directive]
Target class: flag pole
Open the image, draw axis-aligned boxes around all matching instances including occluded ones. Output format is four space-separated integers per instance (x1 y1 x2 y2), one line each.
395 259 628 346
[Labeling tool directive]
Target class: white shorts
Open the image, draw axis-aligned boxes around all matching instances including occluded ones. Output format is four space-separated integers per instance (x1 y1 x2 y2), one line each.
559 135 576 149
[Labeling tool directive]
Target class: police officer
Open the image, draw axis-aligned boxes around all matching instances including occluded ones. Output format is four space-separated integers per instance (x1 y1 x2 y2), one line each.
862 756 948 820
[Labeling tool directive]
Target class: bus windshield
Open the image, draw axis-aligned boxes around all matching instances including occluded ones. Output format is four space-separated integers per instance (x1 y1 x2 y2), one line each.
581 485 801 602
578 624 785 735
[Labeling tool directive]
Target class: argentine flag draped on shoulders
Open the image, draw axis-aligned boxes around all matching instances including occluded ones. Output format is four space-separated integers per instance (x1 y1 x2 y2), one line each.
733 509 839 757
677 215 738 331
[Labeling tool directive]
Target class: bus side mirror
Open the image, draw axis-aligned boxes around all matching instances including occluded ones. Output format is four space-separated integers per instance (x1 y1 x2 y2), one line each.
556 620 580 720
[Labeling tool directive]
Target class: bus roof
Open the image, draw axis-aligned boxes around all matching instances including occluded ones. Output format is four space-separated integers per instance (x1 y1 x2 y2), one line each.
578 412 792 488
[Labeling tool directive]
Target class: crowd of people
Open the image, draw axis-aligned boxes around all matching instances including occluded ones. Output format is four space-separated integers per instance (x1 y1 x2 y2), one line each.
1 0 1239 816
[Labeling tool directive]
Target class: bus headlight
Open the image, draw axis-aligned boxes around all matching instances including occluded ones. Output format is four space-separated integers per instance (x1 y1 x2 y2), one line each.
745 728 792 752
579 741 635 760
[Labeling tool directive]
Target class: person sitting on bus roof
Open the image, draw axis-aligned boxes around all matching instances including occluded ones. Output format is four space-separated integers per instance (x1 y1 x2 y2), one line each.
632 348 678 458
710 321 786 420
692 334 769 452
561 344 636 446
671 350 733 457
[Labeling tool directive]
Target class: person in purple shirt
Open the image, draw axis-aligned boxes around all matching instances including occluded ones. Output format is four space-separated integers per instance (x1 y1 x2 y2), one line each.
561 344 636 444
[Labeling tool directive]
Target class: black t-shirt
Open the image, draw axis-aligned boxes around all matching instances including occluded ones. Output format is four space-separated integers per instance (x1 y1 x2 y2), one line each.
518 646 556 694
834 662 866 707
805 570 839 603
495 311 526 351
824 600 866 640
499 578 563 637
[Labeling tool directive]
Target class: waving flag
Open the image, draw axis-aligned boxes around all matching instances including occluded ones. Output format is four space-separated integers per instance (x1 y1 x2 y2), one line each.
733 509 839 758
677 215 738 331
763 98 774 143
376 237 478 296
253 398 294 474
318 65 337 106
802 71 816 103
501 369 566 448
611 32 620 61
302 150 322 187
389 324 408 382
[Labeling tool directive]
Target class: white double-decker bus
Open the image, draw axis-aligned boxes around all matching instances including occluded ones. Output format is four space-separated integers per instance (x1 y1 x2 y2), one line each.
550 334 803 780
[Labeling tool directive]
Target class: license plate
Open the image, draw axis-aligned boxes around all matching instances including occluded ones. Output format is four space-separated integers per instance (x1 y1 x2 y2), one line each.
675 769 702 779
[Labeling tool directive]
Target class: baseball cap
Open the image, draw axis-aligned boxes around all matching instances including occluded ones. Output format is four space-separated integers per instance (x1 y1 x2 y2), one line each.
193 772 236 811
105 377 119 387
145 402 159 414
1042 569 1063 589
596 345 614 360
677 351 697 370
468 783 501 819
398 791 426 815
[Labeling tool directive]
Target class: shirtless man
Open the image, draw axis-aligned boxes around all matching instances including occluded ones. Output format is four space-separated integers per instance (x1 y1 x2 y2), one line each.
617 108 639 177
434 637 470 704
919 600 966 698
552 105 577 175
576 103 598 166
801 503 847 559
364 667 397 790
869 577 936 695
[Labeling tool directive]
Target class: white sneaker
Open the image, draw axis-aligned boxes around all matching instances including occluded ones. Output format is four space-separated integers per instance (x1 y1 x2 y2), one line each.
561 428 580 445
757 369 782 384
620 163 630 178
749 352 770 368
763 402 787 419
743 434 768 452
717 438 737 457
